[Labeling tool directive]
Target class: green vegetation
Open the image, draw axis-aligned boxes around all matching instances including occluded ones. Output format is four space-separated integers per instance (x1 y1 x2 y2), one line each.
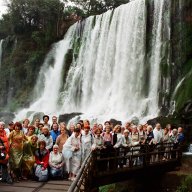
63 0 130 16
0 0 65 111
99 184 116 192
0 0 80 111
174 59 192 111
0 0 64 42
176 175 192 192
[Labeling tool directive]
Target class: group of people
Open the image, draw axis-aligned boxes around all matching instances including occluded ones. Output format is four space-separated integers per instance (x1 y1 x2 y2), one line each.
0 115 184 184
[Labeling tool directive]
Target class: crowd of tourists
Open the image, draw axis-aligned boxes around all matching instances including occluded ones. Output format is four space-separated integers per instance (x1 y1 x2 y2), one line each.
0 115 184 184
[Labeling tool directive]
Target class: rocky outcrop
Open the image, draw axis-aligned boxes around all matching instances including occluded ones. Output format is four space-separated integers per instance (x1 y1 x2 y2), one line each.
31 112 45 124
0 112 15 125
109 119 122 127
58 113 83 124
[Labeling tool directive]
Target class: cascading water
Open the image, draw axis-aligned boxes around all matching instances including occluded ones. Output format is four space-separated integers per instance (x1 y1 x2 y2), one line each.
0 39 3 67
60 0 147 121
183 144 192 155
15 24 77 119
15 0 168 123
147 0 165 116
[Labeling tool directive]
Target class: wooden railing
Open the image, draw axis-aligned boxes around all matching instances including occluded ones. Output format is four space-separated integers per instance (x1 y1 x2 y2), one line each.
68 152 94 192
68 142 182 192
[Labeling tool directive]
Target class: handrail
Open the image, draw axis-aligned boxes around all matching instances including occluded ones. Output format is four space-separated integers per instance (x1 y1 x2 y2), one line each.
68 142 182 192
68 151 93 192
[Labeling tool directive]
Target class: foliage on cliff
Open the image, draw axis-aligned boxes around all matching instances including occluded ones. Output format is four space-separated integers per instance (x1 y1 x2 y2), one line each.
63 0 130 16
0 0 77 111
0 0 65 43
171 0 192 112
176 175 192 192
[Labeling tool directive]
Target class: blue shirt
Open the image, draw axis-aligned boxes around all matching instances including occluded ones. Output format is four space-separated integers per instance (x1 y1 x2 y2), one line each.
50 130 60 142
177 133 184 143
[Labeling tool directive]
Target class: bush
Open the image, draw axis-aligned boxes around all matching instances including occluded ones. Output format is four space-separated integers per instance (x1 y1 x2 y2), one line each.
176 175 192 192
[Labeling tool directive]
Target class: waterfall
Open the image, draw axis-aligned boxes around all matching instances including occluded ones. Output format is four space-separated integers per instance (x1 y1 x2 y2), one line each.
183 144 192 155
147 0 165 115
0 39 3 67
15 24 77 119
15 0 168 123
60 0 147 121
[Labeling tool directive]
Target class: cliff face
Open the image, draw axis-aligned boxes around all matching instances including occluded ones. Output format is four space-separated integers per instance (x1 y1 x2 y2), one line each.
0 18 77 112
0 0 192 115
147 0 192 115
170 0 192 112
0 35 46 111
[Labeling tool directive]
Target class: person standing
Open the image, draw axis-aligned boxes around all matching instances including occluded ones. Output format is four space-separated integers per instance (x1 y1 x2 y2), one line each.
50 123 60 145
43 115 50 130
153 123 163 144
177 127 184 144
0 123 12 184
102 125 115 170
56 127 68 152
52 116 58 124
9 122 28 182
38 127 53 151
81 125 93 162
22 119 30 135
33 118 40 135
26 126 36 141
62 128 82 181
153 123 163 162
22 135 38 179
3 121 14 137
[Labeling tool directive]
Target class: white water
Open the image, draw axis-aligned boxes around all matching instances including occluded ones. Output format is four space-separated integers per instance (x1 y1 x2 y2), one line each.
60 0 147 121
15 25 77 119
15 0 167 123
0 39 3 67
148 0 165 115
183 144 192 156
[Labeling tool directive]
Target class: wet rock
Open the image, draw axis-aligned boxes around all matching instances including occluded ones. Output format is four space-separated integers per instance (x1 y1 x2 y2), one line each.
109 119 122 127
58 113 83 124
147 116 172 128
0 112 15 125
179 100 192 120
32 112 45 123
131 116 139 125
159 105 170 116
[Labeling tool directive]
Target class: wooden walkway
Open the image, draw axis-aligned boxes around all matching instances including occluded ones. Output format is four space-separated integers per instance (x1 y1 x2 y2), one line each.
0 179 72 192
0 143 182 192
68 143 182 192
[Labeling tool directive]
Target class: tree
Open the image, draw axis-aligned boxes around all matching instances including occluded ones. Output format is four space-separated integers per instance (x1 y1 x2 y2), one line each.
63 0 130 16
0 0 65 46
0 0 64 36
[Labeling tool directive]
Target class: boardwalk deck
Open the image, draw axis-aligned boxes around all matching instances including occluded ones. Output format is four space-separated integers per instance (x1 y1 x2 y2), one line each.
0 179 72 192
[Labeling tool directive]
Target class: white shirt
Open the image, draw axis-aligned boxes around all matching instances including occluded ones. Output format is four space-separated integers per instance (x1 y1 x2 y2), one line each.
49 151 63 166
4 128 10 137
153 128 163 143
